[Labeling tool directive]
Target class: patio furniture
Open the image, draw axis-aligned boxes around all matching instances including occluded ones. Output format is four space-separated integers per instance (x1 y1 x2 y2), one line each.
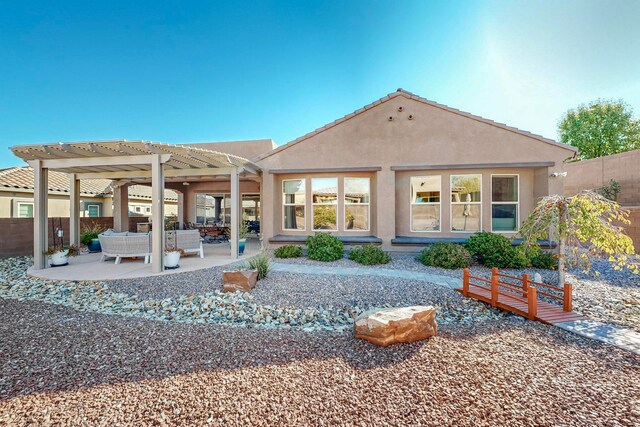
166 230 204 258
99 230 204 264
98 230 152 264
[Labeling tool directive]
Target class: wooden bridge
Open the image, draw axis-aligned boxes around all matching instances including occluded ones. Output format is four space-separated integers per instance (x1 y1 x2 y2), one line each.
455 268 585 324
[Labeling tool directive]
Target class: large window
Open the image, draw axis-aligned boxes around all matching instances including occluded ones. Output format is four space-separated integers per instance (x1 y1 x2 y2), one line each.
283 180 306 230
242 194 260 221
312 177 338 230
410 176 440 232
86 204 101 217
492 175 519 232
344 177 370 231
17 202 34 218
451 175 481 232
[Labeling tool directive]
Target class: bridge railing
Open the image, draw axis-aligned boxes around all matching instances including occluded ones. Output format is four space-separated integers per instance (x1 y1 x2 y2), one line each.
462 268 573 320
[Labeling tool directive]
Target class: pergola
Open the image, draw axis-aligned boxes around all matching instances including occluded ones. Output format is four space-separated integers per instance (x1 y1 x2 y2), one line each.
10 140 261 273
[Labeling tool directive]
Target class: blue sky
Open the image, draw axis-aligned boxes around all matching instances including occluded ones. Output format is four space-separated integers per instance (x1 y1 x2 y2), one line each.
1 0 639 168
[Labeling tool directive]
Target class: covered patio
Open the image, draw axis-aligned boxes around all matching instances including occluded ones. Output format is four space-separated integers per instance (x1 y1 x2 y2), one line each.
10 140 262 274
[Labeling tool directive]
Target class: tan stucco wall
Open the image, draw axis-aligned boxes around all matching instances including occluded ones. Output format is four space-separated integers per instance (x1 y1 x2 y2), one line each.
189 139 276 161
257 94 575 248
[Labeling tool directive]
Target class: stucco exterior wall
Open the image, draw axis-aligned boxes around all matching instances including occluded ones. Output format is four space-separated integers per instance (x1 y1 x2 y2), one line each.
258 93 575 248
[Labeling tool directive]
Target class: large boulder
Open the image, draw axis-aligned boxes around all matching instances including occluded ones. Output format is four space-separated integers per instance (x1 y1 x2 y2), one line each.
354 306 437 347
222 270 258 292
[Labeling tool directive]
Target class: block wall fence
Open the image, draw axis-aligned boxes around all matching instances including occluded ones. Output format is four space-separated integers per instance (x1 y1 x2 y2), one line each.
564 149 640 252
0 217 150 257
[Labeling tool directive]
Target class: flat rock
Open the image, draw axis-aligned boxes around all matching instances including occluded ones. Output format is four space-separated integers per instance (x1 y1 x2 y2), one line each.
222 270 258 292
354 306 437 347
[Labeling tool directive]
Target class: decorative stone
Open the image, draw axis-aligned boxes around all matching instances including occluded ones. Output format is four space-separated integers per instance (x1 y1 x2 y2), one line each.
222 270 258 292
354 306 437 347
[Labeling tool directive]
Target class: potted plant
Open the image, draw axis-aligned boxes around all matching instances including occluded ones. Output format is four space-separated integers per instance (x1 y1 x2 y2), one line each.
80 222 105 253
164 229 181 269
45 218 79 267
239 221 250 255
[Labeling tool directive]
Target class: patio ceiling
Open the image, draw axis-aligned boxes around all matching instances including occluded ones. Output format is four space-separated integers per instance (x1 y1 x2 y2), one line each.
10 140 261 179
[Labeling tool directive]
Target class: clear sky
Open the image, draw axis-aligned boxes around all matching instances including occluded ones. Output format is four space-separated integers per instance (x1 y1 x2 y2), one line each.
1 0 639 168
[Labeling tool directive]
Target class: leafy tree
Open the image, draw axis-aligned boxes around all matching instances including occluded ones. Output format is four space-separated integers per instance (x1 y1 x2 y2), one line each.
558 99 640 159
519 191 638 288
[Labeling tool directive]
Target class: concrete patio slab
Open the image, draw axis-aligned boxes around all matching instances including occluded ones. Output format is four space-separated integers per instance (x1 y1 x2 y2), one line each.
27 239 260 281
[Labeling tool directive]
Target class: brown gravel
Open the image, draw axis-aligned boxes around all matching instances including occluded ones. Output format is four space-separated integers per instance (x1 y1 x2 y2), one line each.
1 298 638 426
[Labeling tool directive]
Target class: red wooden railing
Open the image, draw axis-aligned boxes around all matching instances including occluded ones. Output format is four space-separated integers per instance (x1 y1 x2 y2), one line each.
462 267 573 321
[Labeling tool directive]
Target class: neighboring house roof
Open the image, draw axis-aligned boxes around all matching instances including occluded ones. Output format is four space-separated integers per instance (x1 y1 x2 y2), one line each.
256 89 577 161
0 166 178 201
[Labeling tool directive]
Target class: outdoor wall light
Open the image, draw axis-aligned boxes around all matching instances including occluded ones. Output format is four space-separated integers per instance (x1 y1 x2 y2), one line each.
550 172 568 177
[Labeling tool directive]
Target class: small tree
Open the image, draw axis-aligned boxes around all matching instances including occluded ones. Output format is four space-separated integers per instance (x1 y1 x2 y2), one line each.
558 99 640 159
519 190 638 287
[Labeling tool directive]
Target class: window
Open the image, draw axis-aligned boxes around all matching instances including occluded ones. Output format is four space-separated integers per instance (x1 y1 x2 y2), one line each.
146 206 151 213
242 194 261 221
312 177 337 230
344 177 370 231
17 202 34 218
451 175 481 232
135 206 142 213
283 179 305 230
410 176 441 232
86 204 101 217
492 175 519 232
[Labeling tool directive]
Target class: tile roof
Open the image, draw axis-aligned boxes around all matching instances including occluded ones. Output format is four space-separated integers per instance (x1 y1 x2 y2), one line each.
255 89 577 161
0 167 178 201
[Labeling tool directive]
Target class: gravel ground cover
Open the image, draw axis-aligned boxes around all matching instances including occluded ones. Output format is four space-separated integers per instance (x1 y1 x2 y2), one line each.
276 253 640 331
1 298 638 426
0 257 503 332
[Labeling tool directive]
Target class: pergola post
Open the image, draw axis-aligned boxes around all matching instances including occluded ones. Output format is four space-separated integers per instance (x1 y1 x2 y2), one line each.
32 160 48 269
113 183 129 232
230 167 239 259
69 174 80 247
177 191 184 229
151 154 165 273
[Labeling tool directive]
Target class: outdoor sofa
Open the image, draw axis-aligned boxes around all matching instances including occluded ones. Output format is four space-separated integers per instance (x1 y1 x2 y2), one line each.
98 229 203 264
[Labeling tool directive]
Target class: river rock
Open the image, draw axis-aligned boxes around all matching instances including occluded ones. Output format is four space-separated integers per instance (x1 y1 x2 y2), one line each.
354 306 437 347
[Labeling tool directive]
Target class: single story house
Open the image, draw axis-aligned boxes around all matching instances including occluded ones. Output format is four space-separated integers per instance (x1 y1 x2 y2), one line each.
10 89 577 271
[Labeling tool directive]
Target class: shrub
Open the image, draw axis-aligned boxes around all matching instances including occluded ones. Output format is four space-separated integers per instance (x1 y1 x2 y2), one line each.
418 243 471 269
348 244 390 265
80 222 105 245
247 251 271 280
306 232 344 262
465 231 527 269
274 244 303 258
530 252 558 270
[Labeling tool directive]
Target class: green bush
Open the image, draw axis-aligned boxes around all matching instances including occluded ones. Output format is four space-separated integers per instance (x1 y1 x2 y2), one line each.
465 231 527 269
273 245 303 258
530 252 558 270
306 233 344 262
418 243 471 269
348 244 390 265
247 251 271 280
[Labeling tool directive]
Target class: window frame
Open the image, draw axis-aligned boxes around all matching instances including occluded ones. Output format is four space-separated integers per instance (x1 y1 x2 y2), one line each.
17 201 34 218
86 203 101 217
282 178 306 231
450 174 483 233
343 177 370 232
311 177 338 231
490 174 520 233
409 175 441 233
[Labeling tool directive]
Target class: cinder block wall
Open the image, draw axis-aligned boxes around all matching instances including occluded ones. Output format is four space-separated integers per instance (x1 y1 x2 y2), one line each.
564 149 640 252
0 217 150 258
